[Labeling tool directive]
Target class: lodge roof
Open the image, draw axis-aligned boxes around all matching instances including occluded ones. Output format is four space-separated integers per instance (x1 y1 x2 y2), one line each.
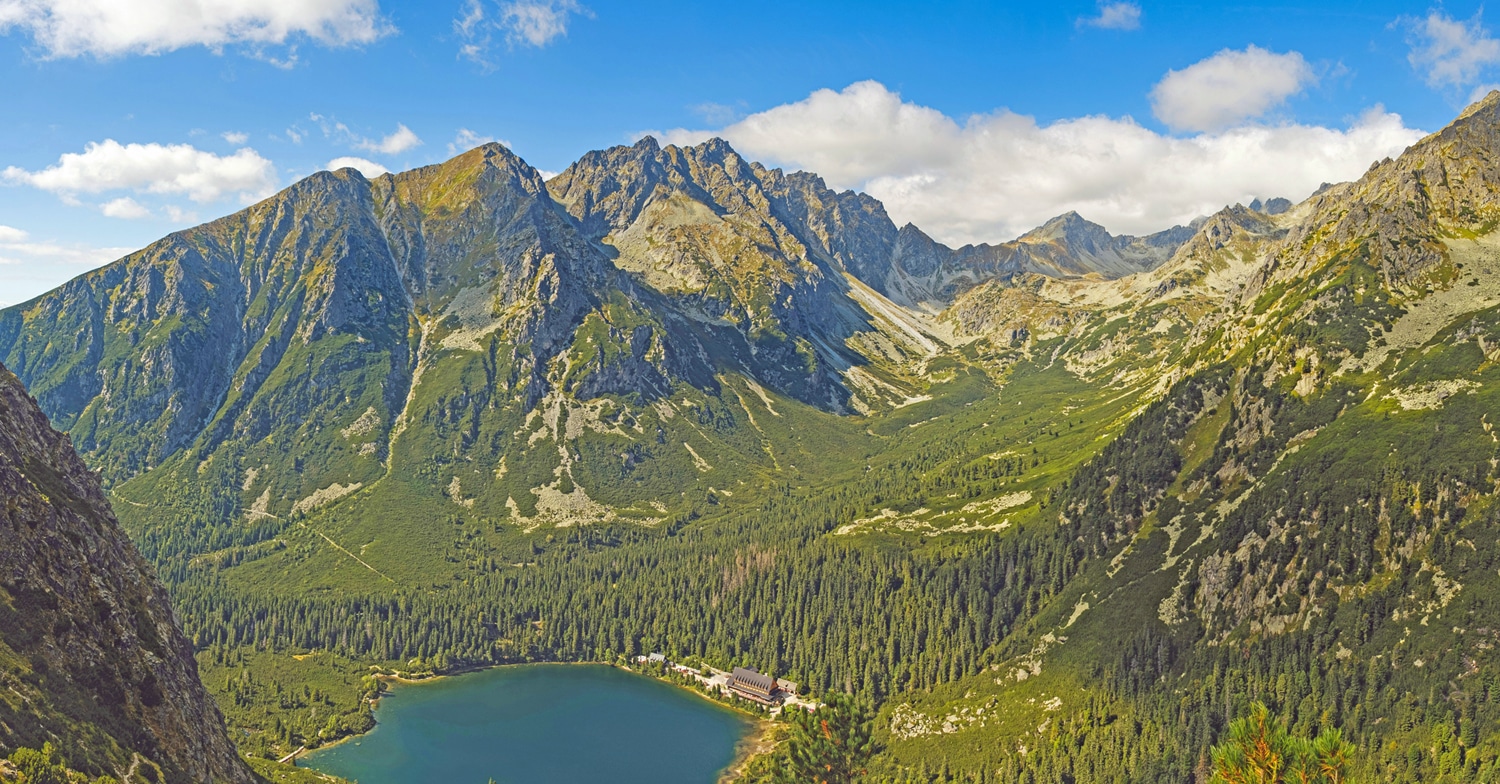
730 667 776 693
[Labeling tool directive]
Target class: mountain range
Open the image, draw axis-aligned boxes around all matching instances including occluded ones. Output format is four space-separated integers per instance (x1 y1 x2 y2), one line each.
0 127 1224 540
4 91 1500 782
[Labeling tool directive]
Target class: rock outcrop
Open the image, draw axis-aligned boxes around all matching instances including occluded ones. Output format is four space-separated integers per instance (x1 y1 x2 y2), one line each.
0 362 254 783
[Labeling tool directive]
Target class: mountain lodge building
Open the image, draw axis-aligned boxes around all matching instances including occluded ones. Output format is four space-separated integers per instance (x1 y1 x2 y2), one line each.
728 667 779 706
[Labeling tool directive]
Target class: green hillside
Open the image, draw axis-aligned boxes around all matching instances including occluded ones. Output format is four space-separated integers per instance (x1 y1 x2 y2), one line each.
7 91 1500 783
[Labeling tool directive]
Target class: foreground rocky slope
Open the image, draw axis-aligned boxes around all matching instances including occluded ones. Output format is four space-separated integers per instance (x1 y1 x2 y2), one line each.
0 362 254 783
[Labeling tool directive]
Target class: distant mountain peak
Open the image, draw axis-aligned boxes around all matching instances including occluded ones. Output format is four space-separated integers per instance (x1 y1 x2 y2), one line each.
1019 211 1113 247
1248 197 1292 215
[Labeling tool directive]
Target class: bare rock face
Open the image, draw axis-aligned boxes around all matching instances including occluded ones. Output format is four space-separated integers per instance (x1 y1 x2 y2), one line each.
549 137 1195 313
0 362 254 784
1265 90 1500 292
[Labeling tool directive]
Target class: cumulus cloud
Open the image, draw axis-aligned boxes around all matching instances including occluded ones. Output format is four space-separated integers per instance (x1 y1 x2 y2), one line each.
101 196 151 219
649 81 1425 245
1403 10 1500 90
456 0 588 65
653 81 957 187
1078 2 1141 31
1150 46 1315 133
326 156 388 177
0 0 391 59
222 130 249 145
448 128 505 155
354 123 421 154
3 140 278 204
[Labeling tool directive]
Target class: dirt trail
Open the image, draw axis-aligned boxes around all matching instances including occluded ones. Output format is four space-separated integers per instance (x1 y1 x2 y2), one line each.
301 523 396 583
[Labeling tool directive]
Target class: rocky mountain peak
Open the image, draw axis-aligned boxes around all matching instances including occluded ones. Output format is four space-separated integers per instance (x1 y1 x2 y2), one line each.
1018 211 1115 253
1456 88 1500 121
1261 90 1500 292
409 140 553 203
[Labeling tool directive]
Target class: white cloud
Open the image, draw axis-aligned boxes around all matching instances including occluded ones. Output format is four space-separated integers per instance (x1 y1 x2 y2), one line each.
1404 10 1500 89
1078 2 1141 31
649 81 1425 245
165 205 199 223
1150 46 1315 133
0 0 391 59
448 128 505 155
355 123 421 155
0 225 134 304
456 0 587 65
455 0 488 63
222 130 249 144
1471 82 1500 103
326 156 388 177
311 114 420 154
101 196 151 219
501 0 584 47
653 81 957 186
3 140 278 204
0 239 129 265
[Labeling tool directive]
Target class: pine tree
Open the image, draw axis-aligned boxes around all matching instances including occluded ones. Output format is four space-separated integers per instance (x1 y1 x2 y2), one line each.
777 693 877 784
1210 702 1354 784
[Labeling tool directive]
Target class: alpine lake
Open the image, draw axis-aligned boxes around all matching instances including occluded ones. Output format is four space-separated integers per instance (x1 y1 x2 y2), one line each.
301 664 755 784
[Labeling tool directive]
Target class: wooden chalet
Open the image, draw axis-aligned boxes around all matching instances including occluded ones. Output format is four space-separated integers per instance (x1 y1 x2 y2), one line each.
728 667 779 706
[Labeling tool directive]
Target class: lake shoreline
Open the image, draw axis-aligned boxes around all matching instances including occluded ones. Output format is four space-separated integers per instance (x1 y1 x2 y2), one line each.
718 720 780 784
611 664 780 782
303 660 777 782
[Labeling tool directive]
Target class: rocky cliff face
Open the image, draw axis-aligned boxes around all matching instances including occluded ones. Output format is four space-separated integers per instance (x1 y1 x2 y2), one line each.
550 138 1196 310
0 362 254 783
549 137 862 344
1257 90 1500 296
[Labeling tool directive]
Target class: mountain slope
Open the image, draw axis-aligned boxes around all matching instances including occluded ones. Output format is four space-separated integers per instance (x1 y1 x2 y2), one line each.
0 133 1192 581
871 94 1500 783
8 97 1500 783
0 362 254 783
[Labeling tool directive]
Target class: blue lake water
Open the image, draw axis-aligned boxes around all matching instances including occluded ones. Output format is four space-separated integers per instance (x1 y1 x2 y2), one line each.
302 664 753 784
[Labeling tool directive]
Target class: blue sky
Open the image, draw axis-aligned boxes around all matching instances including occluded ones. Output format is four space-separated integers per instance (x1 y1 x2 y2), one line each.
0 0 1497 303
